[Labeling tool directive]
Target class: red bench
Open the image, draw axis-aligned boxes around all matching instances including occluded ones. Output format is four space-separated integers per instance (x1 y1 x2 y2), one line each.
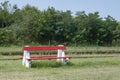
21 45 71 68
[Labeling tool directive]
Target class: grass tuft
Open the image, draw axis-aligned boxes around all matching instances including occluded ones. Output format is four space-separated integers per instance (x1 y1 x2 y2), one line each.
31 60 63 68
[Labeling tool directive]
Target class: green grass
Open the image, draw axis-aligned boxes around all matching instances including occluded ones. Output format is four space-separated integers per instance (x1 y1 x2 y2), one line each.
67 46 120 51
0 46 21 52
1 54 120 80
31 60 63 68
0 46 120 55
0 46 120 80
66 46 120 54
0 46 22 55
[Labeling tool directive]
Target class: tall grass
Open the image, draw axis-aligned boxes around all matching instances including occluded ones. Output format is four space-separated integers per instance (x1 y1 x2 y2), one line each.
31 60 63 68
1 54 120 80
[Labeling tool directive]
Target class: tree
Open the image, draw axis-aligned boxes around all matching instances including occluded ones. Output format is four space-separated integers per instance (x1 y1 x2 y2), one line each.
100 15 118 45
15 5 42 43
0 28 16 46
60 10 76 43
74 12 119 45
0 1 18 28
75 12 103 44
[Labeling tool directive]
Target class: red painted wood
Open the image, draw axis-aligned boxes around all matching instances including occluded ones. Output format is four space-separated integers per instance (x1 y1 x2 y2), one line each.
23 46 66 51
27 56 71 60
19 55 57 59
19 55 71 59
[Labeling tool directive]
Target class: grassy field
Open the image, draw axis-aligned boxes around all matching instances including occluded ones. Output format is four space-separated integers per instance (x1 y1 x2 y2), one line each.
0 46 120 55
0 46 120 80
1 54 120 80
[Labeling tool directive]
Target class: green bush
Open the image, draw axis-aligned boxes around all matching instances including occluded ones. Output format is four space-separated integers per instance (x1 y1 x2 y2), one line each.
0 28 16 46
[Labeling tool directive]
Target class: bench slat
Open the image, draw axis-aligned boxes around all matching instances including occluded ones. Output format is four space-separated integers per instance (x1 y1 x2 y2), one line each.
27 56 71 60
19 55 71 60
23 46 66 51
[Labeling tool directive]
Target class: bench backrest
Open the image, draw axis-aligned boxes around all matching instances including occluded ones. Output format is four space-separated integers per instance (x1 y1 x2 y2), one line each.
23 46 66 51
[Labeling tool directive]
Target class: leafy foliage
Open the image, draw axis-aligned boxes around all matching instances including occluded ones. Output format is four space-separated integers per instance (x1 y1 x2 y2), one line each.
0 1 120 46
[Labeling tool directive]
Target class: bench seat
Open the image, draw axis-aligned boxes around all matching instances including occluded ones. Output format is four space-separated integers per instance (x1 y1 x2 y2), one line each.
20 55 71 61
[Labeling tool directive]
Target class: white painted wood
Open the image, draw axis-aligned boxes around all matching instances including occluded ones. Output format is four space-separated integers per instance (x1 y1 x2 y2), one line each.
22 50 27 65
25 50 31 68
57 45 66 64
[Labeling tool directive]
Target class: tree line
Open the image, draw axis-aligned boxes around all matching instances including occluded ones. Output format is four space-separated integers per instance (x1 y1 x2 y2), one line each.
0 1 120 46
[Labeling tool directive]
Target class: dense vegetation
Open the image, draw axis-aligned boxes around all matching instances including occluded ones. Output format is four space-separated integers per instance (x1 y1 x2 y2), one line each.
0 1 120 46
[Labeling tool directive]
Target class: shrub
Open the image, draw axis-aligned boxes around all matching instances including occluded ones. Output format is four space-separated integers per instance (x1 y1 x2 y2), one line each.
0 28 17 46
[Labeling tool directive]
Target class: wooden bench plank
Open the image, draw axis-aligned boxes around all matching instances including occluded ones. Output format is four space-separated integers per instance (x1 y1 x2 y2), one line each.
19 55 57 59
23 46 66 51
27 56 71 60
20 55 71 60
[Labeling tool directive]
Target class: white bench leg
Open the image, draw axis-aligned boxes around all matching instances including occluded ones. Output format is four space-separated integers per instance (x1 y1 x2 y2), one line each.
57 49 62 61
57 45 66 64
26 59 31 68
22 50 27 65
23 50 31 68
61 50 65 64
